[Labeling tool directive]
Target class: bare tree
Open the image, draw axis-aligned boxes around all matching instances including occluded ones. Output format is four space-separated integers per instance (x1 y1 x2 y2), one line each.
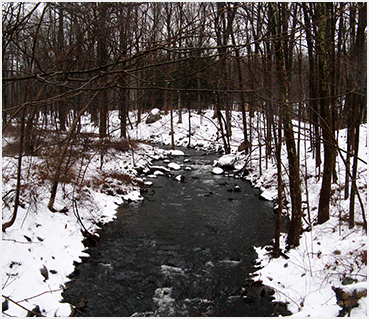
316 3 334 225
270 2 302 247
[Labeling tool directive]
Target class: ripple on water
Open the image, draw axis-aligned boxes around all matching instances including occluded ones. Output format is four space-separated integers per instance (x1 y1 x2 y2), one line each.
62 147 291 317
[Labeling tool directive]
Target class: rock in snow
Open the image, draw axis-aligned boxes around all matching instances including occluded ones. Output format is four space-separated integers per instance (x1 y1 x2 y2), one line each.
168 162 181 170
260 189 276 201
212 167 224 175
145 108 162 124
217 154 237 169
168 149 185 156
151 108 160 115
175 175 186 182
333 282 367 316
154 170 165 176
123 191 144 202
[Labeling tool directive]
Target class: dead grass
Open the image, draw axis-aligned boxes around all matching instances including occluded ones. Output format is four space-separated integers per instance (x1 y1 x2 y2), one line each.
2 137 21 157
88 171 133 189
36 155 78 185
101 171 133 184
88 137 138 153
358 250 367 266
3 125 138 204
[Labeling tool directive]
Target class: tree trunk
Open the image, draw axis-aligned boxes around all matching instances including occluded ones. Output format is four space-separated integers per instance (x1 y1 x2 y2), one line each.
98 4 108 138
188 102 191 147
2 106 26 232
317 3 334 225
216 88 230 154
272 116 283 257
57 3 66 132
170 109 175 150
120 86 128 139
48 91 101 212
231 32 249 155
349 125 360 228
302 3 321 172
348 2 367 228
178 91 182 124
285 111 303 247
270 2 302 247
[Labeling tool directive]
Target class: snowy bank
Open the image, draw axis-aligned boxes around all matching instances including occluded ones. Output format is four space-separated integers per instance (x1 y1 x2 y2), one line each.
125 109 367 317
2 139 157 316
2 109 367 317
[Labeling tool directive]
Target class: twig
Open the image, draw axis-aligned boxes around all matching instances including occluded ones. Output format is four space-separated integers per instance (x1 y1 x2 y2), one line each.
15 288 63 303
2 239 41 244
341 229 358 240
2 295 45 317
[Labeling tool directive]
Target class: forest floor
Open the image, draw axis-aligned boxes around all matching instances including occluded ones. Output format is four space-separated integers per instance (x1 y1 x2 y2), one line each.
2 108 367 317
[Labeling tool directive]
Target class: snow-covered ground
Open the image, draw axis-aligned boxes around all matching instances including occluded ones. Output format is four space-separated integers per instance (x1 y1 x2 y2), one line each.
2 108 367 317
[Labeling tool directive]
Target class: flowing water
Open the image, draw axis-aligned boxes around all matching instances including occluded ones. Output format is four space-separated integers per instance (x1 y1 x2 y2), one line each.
62 147 290 316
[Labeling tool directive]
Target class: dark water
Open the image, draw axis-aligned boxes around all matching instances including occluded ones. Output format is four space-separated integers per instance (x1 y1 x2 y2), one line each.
62 148 291 316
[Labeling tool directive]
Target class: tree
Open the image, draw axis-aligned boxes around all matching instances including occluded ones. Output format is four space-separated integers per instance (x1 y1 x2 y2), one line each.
2 2 366 234
270 3 302 247
347 3 367 229
212 2 236 154
316 3 334 225
96 3 109 139
302 3 322 172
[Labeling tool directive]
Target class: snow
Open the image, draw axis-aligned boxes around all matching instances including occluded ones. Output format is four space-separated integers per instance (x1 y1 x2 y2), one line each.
168 149 185 156
123 190 144 202
175 175 183 182
342 282 367 294
2 140 154 316
168 162 181 170
153 287 175 315
161 264 185 276
217 154 237 168
254 220 367 317
212 167 224 175
2 108 367 317
150 108 160 116
152 165 170 173
259 189 277 201
154 170 165 176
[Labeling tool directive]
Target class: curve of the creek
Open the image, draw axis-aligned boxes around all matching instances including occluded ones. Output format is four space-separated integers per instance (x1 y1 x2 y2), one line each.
62 146 291 317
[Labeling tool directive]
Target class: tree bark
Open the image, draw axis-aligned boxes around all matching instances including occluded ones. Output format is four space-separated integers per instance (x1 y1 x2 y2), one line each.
317 3 334 225
272 115 283 257
231 32 249 155
97 4 108 138
302 3 321 172
2 106 26 232
348 2 367 228
270 2 302 247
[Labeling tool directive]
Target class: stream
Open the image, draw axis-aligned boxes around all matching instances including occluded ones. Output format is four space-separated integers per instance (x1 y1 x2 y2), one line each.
62 147 291 316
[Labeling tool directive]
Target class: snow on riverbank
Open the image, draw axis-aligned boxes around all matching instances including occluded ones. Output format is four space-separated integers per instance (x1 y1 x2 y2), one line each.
2 108 367 317
124 108 367 317
2 136 155 316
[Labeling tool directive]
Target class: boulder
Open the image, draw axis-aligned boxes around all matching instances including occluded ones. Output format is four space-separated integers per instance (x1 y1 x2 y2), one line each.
146 108 162 124
217 154 237 169
168 162 181 170
238 140 251 152
333 282 367 316
212 167 224 175
168 149 185 156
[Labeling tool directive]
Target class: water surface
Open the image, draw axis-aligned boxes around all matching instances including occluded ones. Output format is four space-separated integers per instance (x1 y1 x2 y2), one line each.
62 148 290 316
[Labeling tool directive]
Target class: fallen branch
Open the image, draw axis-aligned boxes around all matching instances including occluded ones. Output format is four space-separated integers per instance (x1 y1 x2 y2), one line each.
2 295 45 317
